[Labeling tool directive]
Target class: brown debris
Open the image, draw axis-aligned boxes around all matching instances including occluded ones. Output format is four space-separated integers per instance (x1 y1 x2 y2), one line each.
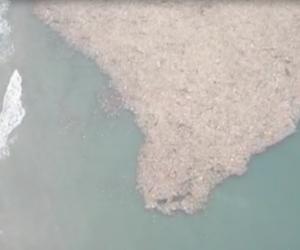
34 1 300 214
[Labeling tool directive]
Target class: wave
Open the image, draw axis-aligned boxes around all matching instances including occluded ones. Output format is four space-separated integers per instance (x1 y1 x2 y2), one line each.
0 70 25 159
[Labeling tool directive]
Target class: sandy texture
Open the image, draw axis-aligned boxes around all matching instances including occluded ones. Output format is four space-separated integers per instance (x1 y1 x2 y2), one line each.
34 0 300 214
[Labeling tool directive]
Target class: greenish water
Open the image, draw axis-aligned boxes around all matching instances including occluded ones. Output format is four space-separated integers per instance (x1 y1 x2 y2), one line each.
0 2 299 250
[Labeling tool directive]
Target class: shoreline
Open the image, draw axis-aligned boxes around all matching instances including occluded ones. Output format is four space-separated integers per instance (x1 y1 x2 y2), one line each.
34 1 300 214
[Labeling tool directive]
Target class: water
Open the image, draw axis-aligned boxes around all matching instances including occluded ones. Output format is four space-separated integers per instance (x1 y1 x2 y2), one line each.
0 2 299 250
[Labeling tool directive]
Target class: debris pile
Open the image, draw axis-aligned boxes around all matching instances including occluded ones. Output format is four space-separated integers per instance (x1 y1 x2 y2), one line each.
34 1 300 214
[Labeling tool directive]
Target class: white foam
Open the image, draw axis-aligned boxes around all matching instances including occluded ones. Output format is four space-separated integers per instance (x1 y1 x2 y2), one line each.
0 70 25 159
0 0 13 63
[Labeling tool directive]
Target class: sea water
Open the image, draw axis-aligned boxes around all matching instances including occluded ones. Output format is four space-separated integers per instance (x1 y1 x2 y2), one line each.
0 2 298 250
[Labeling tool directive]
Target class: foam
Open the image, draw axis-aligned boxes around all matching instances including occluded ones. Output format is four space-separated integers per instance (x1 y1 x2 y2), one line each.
0 0 13 63
0 70 25 159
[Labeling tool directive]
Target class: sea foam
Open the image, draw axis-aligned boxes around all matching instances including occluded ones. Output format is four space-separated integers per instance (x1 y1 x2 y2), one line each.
0 0 13 62
0 70 25 159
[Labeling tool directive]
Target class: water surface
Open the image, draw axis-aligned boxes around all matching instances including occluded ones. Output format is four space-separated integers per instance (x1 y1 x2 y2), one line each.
0 2 299 250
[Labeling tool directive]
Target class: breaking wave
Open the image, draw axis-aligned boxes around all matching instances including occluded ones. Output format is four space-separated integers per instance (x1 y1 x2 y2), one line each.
0 70 25 159
0 0 24 159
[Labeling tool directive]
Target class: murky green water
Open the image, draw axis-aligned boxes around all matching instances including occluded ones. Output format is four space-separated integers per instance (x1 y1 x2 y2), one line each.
0 2 299 250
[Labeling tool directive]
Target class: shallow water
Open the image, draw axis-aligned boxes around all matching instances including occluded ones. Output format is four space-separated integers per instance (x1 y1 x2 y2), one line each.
0 2 299 250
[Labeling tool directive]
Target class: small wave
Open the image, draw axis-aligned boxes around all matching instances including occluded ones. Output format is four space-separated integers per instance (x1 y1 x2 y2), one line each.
0 70 25 159
0 0 13 62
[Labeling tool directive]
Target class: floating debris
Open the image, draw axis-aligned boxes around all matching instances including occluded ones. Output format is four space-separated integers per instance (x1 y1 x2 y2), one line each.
34 1 300 214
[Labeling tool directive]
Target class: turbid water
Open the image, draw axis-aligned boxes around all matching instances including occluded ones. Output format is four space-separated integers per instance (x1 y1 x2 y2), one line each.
0 2 298 250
